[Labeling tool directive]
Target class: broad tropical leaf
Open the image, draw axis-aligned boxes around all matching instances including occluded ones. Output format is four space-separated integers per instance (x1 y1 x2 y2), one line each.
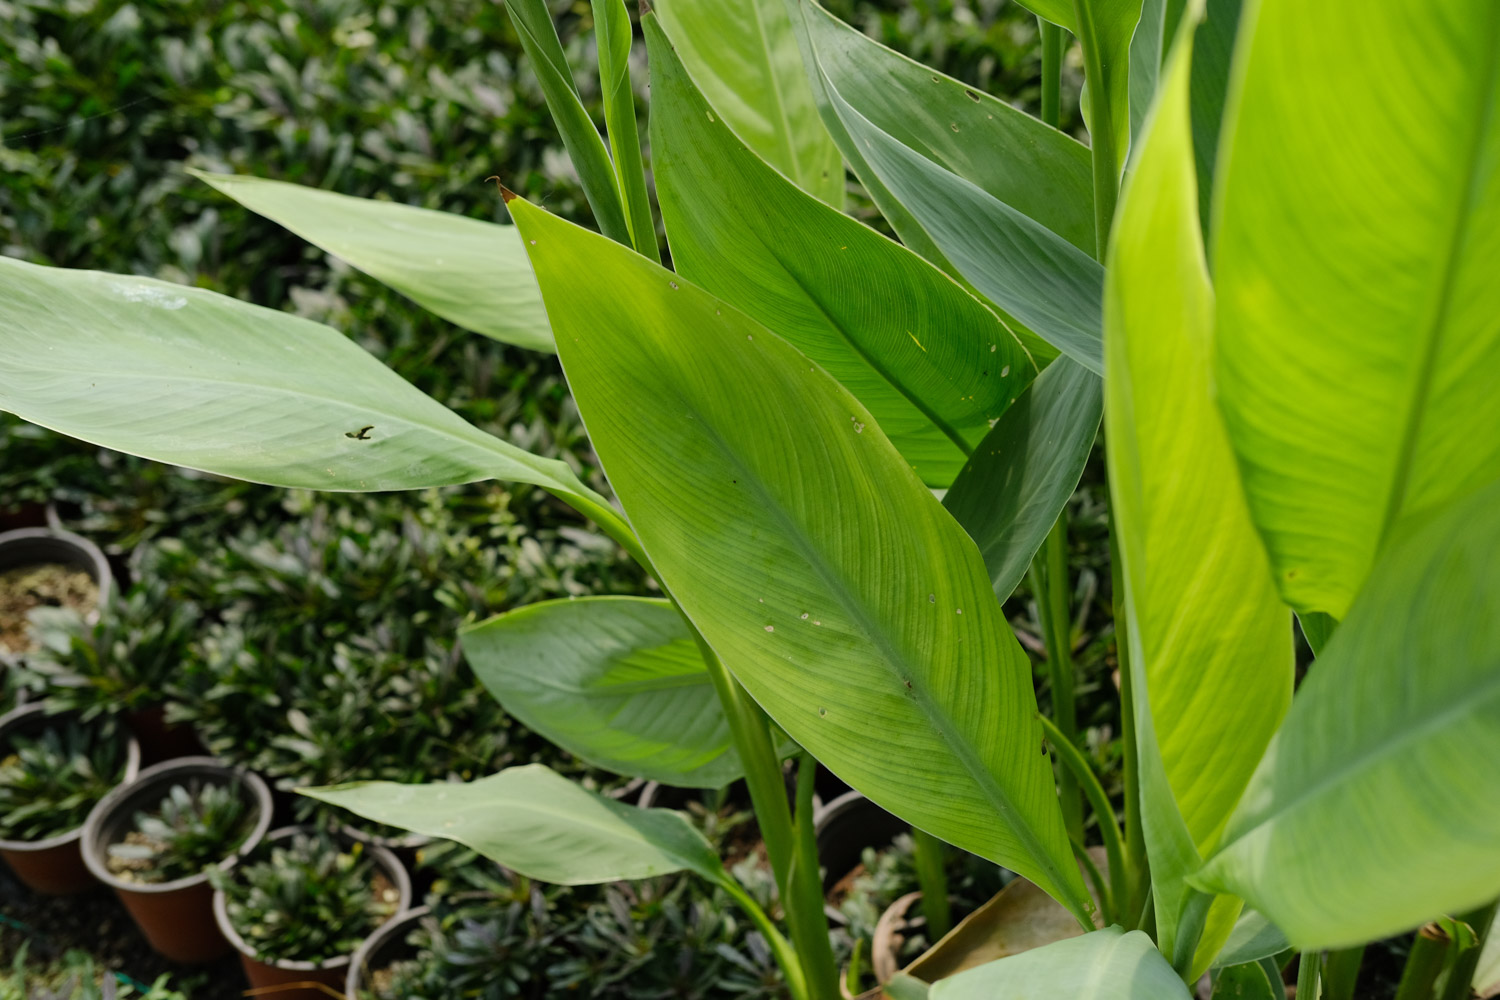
192 171 552 352
929 928 1192 1000
302 764 723 884
461 596 744 788
507 196 1091 920
656 0 843 207
1104 2 1289 959
942 359 1101 600
1212 0 1500 619
503 0 630 244
1194 476 1500 948
0 256 635 552
647 16 1035 488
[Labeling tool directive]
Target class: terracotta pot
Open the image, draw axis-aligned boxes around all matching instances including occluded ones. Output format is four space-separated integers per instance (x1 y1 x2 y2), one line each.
124 704 204 765
213 825 413 1000
0 704 140 894
345 905 430 999
80 756 273 963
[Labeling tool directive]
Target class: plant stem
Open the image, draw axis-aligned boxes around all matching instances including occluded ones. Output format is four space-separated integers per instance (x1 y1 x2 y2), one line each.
1298 950 1324 1000
1108 525 1148 931
1030 517 1083 844
1040 18 1063 129
791 754 842 1000
1439 898 1498 1000
1070 0 1120 256
1395 925 1451 1000
1038 715 1124 924
717 876 810 1000
911 828 953 939
1322 946 1365 1000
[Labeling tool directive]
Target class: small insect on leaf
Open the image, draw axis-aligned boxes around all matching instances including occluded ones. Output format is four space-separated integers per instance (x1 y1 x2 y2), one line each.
345 425 374 440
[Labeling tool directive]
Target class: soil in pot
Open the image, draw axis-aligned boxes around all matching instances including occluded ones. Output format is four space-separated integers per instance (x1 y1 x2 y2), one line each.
0 705 139 894
83 757 273 963
0 563 97 655
213 826 410 1000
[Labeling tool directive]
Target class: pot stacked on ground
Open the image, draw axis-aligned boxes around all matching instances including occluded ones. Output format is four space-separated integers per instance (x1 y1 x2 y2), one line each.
80 756 273 963
0 703 140 894
211 824 411 1000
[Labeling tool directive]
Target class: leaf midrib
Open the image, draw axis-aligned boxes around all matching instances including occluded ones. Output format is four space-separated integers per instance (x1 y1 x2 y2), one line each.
1377 13 1500 548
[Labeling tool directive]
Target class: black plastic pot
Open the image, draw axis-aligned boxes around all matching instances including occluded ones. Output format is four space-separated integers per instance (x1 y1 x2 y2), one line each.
345 905 430 999
81 756 273 963
212 825 413 1000
813 790 908 893
0 704 140 894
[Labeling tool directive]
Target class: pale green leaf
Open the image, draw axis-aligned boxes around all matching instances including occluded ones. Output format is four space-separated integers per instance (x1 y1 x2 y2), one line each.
1210 961 1280 1000
506 196 1091 921
460 596 743 788
191 171 552 352
1194 476 1500 948
0 256 633 548
1213 0 1500 619
647 16 1035 488
942 358 1101 600
302 764 724 884
1104 2 1288 959
1212 908 1288 970
929 928 1192 1000
656 0 842 207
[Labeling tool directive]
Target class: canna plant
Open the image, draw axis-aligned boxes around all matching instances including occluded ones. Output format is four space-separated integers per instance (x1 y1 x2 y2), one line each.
1 0 1497 996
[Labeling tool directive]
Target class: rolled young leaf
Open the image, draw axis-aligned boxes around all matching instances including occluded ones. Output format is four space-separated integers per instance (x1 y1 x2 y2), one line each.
655 0 843 208
928 928 1192 1000
592 0 658 261
1104 0 1290 961
1212 0 1500 619
461 596 745 788
0 255 636 555
1194 475 1500 948
506 194 1092 922
192 171 553 352
646 15 1035 488
302 764 723 884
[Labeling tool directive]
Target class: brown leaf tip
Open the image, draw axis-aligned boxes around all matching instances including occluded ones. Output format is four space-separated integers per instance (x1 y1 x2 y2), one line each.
485 176 519 203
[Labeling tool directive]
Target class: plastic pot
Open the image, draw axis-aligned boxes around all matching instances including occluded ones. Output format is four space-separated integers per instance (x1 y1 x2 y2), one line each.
80 756 273 963
212 825 413 1000
814 790 908 893
0 704 140 894
0 526 113 629
345 905 429 999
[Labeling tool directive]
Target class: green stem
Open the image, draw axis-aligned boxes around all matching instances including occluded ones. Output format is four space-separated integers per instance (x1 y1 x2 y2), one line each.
1298 950 1325 1000
1038 715 1124 925
1071 0 1120 256
1322 946 1365 1000
1395 926 1450 1000
912 828 953 939
1070 838 1108 920
1040 19 1063 129
1438 899 1498 1000
790 754 842 1000
718 876 809 1000
1030 517 1082 844
1109 525 1148 931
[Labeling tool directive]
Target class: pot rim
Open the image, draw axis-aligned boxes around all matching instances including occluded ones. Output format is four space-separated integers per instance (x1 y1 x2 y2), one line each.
0 703 141 853
211 824 413 972
345 904 431 998
79 755 274 894
0 526 114 621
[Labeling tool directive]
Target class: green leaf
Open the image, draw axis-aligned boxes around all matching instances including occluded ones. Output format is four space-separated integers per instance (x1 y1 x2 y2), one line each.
505 195 1092 922
0 256 634 550
1186 0 1243 233
301 764 724 884
942 358 1101 600
929 928 1192 1000
192 171 552 353
646 16 1035 488
1103 2 1289 958
460 596 743 788
1194 476 1500 948
793 2 1094 255
1075 0 1147 176
502 0 630 245
1212 909 1289 970
1210 961 1280 1000
655 0 843 208
1476 930 1500 998
1006 1 1075 33
1212 0 1500 619
592 0 658 261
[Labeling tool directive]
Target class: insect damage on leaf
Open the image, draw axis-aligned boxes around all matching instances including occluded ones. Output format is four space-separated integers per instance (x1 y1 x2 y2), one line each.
345 425 374 440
